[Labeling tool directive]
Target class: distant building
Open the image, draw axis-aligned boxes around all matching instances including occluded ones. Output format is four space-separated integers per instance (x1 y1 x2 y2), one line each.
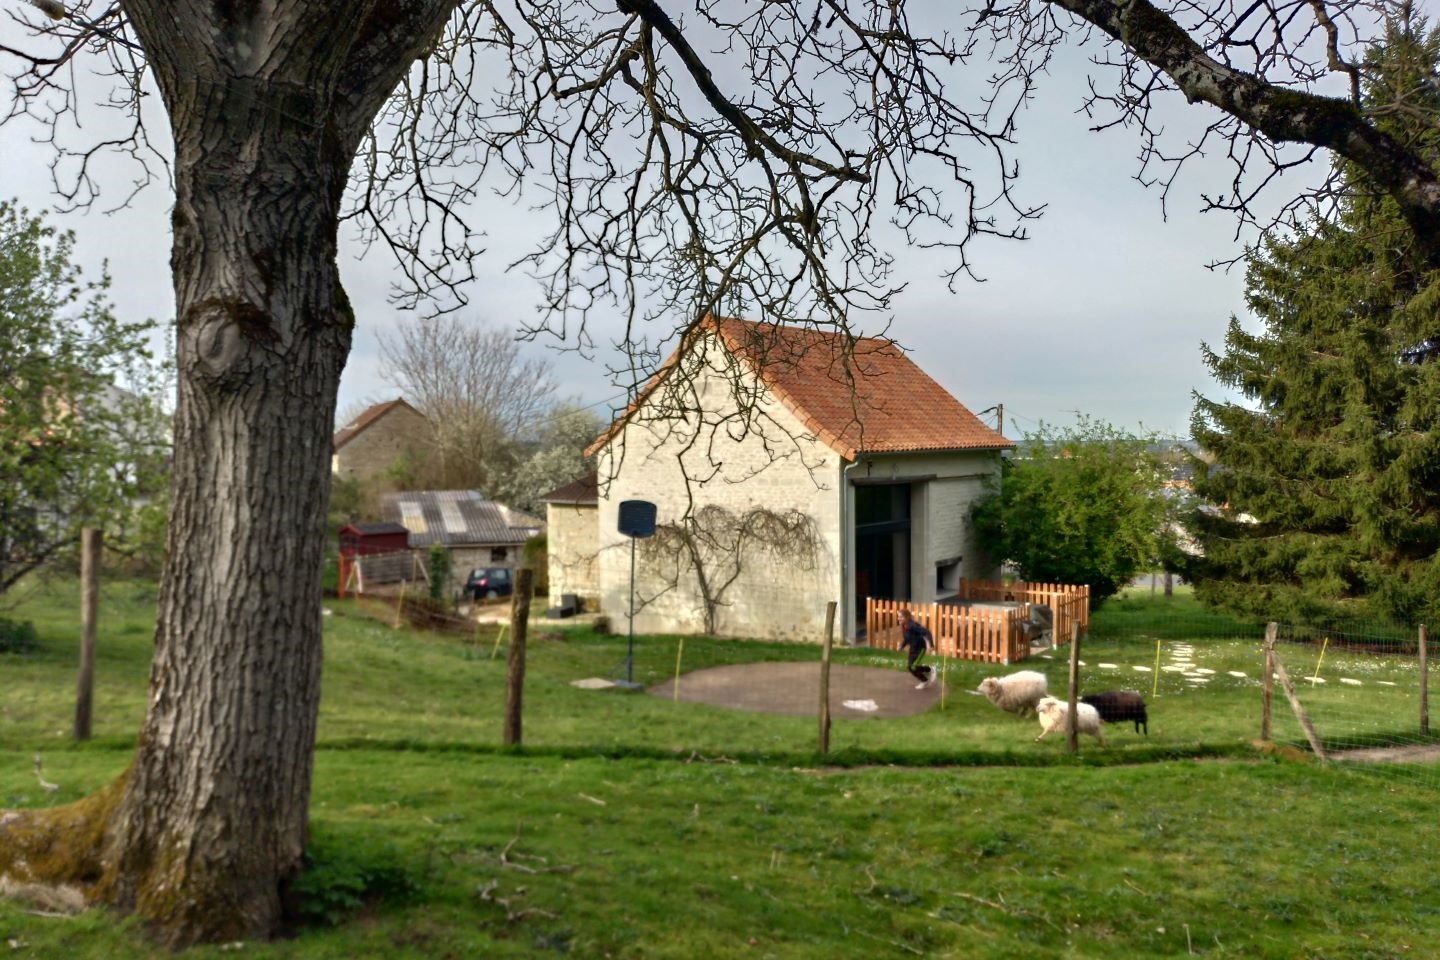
538 472 599 608
335 521 413 595
381 490 543 594
587 315 1012 641
332 398 429 483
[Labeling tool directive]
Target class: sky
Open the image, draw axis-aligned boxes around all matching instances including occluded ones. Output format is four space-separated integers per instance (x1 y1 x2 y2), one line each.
1 25 1327 442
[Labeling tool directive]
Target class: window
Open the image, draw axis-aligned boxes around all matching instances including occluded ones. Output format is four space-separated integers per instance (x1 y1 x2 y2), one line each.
491 547 507 563
936 558 961 595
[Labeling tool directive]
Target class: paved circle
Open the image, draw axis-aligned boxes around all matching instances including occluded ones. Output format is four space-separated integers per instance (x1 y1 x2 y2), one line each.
648 660 943 717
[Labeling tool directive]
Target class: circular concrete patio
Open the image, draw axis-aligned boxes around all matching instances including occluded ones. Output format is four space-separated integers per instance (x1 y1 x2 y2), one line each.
648 661 943 717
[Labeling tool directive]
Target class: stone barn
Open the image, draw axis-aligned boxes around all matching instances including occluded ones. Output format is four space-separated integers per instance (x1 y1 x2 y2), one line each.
539 472 600 610
331 398 429 484
586 315 1012 643
381 490 543 596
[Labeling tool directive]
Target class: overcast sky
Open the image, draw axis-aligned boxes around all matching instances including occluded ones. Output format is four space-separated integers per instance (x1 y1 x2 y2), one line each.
2 32 1324 442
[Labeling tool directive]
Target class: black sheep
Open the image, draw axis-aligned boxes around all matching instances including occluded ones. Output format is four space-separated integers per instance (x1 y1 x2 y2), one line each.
1080 690 1148 735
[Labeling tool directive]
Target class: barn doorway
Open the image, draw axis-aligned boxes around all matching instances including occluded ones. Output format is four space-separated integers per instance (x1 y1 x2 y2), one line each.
853 482 912 622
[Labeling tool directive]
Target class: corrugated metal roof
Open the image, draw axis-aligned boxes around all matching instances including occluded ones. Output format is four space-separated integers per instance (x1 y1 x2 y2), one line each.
380 490 544 548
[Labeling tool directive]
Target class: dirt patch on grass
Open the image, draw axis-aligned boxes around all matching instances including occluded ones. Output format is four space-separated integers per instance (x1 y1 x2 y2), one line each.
649 661 942 718
1333 742 1440 764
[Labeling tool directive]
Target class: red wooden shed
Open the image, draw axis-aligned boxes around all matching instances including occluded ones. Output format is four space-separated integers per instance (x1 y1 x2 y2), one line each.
337 522 411 597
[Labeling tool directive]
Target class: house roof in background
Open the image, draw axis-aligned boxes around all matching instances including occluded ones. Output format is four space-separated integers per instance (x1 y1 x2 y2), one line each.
380 490 543 548
333 398 426 451
588 316 1013 460
538 472 598 506
338 521 410 537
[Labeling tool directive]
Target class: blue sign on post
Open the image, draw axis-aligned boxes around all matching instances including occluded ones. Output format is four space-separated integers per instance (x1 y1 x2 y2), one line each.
618 499 657 538
617 499 657 687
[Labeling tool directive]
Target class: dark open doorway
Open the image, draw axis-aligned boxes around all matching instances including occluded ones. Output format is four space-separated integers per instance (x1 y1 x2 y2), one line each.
854 482 911 622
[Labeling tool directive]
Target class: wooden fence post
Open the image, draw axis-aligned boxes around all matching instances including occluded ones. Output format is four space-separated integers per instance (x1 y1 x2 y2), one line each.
503 568 534 746
673 637 685 703
1270 640 1327 760
1420 624 1429 737
1261 622 1275 742
74 528 101 741
819 601 835 755
1066 620 1082 754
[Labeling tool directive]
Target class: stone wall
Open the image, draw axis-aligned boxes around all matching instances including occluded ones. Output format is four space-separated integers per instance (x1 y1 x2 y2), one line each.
595 335 843 642
545 502 599 604
449 544 521 595
332 404 430 483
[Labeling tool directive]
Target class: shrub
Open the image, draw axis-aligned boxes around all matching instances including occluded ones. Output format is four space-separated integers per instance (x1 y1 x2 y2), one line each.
0 618 38 653
426 543 452 602
289 835 419 927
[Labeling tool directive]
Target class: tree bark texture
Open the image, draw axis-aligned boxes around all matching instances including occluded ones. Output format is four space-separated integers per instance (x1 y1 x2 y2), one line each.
504 568 535 746
36 0 462 946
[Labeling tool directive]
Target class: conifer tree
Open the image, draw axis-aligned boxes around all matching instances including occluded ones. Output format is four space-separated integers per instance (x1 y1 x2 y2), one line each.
1189 11 1440 626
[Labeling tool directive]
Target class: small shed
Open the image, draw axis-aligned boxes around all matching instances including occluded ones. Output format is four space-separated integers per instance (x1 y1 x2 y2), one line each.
337 522 412 597
380 490 544 595
339 521 410 557
539 472 600 610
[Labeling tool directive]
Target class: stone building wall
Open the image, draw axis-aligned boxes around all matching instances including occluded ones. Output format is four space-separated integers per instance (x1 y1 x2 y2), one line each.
545 503 600 604
595 336 843 642
332 404 430 483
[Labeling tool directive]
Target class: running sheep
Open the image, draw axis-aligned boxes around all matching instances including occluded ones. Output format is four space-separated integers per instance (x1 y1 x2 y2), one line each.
1081 690 1148 735
976 670 1049 717
1034 696 1106 746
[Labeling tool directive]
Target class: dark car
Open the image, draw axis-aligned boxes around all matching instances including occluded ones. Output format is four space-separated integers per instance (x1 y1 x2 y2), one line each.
465 567 514 601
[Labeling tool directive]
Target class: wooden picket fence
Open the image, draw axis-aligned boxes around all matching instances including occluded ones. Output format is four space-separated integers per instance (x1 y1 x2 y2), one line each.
950 578 1090 648
864 580 1090 665
866 597 1028 664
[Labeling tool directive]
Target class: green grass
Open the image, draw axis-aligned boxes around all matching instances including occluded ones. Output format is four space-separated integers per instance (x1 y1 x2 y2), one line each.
2 578 1437 958
1092 584 1263 641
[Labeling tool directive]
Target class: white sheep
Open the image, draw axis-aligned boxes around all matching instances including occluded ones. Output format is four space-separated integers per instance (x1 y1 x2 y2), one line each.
1034 696 1106 746
976 670 1049 717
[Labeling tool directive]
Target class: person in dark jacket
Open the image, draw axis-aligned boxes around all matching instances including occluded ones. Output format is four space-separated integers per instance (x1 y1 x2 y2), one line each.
897 609 935 689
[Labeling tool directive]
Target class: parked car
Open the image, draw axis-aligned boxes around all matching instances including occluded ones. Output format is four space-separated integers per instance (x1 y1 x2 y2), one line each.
466 567 514 600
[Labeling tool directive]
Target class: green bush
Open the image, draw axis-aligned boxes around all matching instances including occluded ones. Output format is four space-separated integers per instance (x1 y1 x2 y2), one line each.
289 834 420 927
426 543 452 602
0 618 38 653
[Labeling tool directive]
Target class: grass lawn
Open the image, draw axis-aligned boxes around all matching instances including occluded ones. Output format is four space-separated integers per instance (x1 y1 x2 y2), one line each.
2 578 1437 958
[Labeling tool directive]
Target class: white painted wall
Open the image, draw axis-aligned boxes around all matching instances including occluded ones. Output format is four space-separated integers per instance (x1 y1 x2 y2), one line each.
593 334 1005 643
545 502 600 603
595 335 843 641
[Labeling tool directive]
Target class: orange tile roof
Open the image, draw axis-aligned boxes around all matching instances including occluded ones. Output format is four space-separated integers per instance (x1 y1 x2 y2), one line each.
333 398 425 452
588 316 1011 460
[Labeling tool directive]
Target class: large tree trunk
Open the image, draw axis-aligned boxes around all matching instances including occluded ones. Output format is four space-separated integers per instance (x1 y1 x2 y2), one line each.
91 71 354 943
0 1 458 947
88 10 363 942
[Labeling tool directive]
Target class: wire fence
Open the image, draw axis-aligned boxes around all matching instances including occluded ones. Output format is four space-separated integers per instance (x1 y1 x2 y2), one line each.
324 580 1436 790
1051 595 1436 788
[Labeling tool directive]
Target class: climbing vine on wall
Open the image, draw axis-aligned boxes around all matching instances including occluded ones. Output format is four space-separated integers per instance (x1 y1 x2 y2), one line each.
639 505 820 635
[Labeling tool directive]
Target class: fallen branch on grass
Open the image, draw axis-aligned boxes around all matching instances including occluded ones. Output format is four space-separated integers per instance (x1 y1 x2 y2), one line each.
683 751 738 764
32 754 58 793
499 826 575 875
951 891 1063 932
476 879 560 923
